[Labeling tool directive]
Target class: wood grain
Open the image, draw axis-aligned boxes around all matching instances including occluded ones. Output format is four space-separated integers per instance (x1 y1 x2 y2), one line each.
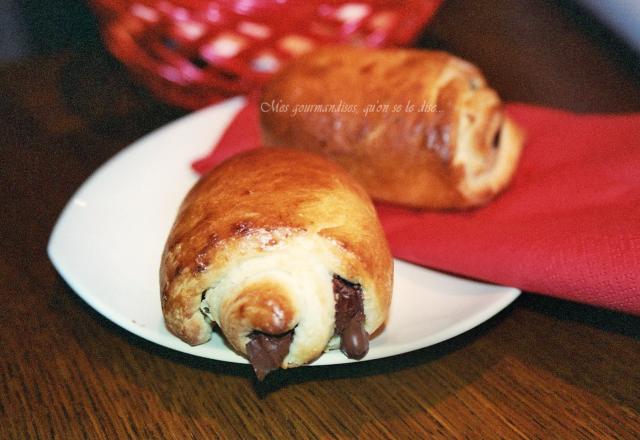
1 1 639 438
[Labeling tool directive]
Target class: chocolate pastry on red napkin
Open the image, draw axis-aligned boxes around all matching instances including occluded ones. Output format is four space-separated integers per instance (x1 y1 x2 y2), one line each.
192 101 640 315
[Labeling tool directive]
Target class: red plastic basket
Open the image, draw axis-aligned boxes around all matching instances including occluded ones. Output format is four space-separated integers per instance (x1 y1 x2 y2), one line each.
91 0 443 109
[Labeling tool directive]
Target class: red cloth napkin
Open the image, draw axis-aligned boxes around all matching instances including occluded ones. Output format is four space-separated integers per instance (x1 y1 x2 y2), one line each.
192 101 640 315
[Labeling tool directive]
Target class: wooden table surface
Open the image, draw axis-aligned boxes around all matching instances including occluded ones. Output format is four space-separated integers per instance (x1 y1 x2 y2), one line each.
2 1 639 438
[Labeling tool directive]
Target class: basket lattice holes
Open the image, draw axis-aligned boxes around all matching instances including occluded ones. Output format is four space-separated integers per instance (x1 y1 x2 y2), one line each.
93 0 442 108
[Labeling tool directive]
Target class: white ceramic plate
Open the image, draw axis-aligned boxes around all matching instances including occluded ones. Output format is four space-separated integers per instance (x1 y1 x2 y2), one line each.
48 97 520 366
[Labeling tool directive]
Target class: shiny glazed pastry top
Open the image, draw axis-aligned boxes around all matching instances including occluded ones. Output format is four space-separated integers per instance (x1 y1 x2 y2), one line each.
261 46 525 209
160 148 393 379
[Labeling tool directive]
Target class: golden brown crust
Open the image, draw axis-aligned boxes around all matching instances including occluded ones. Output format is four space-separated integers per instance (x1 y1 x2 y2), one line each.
160 148 393 361
260 46 524 209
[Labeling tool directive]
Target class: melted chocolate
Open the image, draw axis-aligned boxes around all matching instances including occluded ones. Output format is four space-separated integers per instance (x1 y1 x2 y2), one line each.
244 276 369 379
492 127 502 149
332 275 369 359
246 331 293 381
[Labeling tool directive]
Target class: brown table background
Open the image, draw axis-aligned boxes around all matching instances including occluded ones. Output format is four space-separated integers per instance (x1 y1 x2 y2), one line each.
2 0 639 438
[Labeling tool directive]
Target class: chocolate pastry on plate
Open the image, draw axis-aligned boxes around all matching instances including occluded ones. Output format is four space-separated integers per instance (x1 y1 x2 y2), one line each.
261 46 525 209
160 148 393 379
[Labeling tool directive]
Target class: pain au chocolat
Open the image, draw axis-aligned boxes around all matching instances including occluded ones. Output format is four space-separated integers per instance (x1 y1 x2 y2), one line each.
160 148 393 379
260 46 525 209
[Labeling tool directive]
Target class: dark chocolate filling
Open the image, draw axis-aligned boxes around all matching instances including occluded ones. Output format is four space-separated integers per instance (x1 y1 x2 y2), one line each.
242 275 368 380
332 275 369 359
492 127 502 149
246 331 293 381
